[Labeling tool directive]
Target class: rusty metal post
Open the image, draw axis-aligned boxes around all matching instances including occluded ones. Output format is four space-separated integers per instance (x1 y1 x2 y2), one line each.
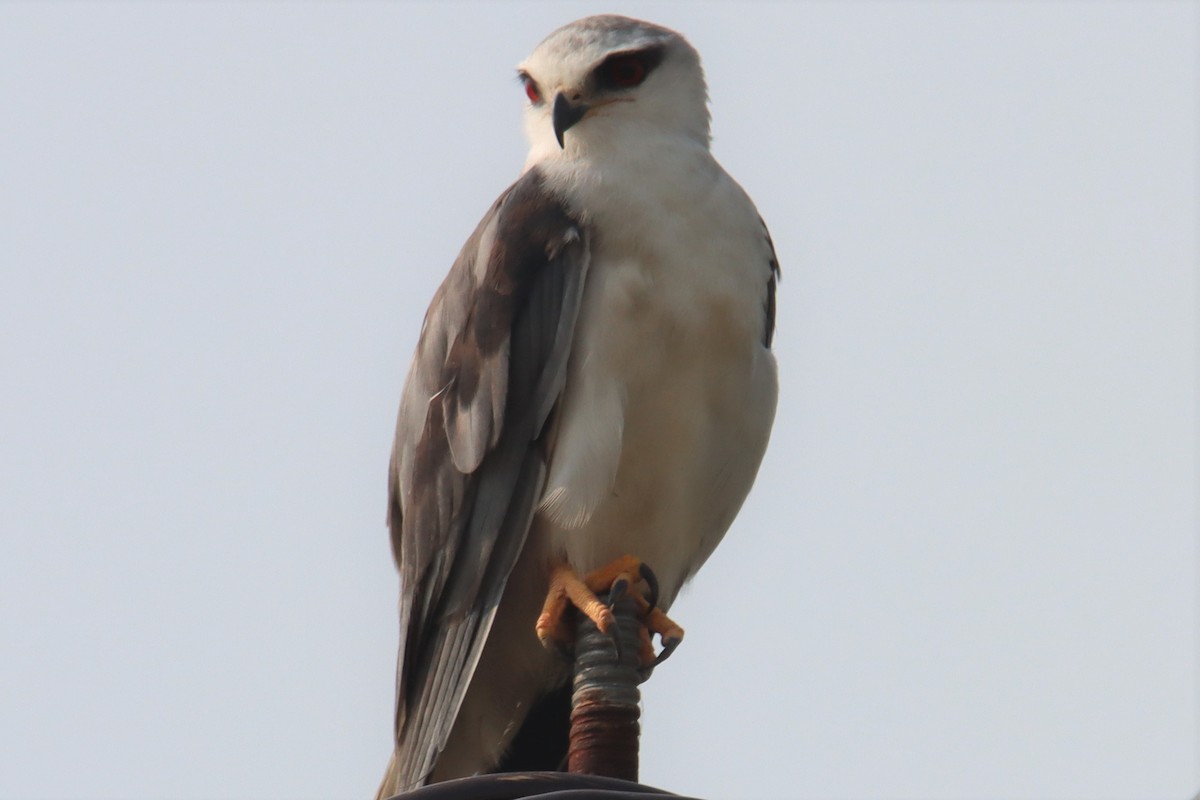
567 592 643 781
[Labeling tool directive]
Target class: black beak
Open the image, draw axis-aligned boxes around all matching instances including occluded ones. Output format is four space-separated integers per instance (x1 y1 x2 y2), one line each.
552 93 589 148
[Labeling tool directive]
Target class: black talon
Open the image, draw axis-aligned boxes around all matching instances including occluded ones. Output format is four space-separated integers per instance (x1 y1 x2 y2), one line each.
604 610 623 662
607 575 629 607
605 578 634 662
652 634 681 667
638 562 660 608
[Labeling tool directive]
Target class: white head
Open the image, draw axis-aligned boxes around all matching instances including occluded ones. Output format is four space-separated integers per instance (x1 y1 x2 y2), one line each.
517 15 711 164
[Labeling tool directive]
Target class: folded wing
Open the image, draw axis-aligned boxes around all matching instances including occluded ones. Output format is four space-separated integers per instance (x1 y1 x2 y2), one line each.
384 168 590 791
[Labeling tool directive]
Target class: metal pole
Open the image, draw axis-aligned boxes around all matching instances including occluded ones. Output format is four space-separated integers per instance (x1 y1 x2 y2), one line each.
567 592 643 781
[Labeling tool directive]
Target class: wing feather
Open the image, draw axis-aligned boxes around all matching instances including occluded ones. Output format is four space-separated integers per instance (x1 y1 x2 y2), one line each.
384 167 589 792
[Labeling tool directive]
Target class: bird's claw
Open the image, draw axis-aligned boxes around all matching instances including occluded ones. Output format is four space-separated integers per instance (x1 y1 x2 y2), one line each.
607 573 631 607
637 562 660 609
653 632 682 666
640 604 684 669
536 556 684 671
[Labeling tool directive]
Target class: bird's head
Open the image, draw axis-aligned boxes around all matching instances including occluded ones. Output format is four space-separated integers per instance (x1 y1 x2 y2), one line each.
517 16 711 162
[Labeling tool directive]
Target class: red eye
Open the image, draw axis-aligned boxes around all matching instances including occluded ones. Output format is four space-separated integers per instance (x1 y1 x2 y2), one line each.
605 55 646 88
523 77 542 105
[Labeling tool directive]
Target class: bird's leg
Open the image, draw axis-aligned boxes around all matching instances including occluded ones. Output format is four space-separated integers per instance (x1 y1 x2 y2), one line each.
641 604 684 666
536 563 616 650
536 555 685 668
535 573 573 657
579 554 646 599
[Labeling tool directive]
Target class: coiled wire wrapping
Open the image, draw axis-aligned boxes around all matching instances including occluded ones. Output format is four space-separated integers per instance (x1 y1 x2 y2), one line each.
568 591 643 780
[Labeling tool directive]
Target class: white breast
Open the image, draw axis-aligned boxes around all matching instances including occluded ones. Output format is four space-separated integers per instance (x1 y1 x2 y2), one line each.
534 145 779 608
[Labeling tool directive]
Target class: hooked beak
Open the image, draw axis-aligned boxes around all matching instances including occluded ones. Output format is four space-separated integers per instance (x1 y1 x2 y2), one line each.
552 93 590 148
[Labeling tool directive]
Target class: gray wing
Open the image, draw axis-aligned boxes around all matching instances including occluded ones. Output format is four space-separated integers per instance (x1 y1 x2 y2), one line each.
386 167 589 790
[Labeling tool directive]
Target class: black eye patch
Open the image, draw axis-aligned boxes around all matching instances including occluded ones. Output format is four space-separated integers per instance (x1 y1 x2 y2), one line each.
592 45 665 91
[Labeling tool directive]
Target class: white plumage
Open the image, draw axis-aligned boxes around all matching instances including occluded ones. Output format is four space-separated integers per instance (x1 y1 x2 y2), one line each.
379 16 778 796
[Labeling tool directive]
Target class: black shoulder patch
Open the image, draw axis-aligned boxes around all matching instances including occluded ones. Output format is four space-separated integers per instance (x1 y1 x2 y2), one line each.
761 218 780 349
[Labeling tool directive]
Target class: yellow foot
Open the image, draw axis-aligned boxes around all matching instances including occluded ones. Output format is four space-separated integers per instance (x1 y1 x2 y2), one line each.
536 562 616 649
641 604 684 666
535 555 685 668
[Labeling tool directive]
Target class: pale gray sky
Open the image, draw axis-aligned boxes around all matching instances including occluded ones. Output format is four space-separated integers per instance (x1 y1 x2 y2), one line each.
1 2 1196 799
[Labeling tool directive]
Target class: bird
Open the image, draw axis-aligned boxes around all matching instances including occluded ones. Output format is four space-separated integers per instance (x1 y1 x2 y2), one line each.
377 15 779 798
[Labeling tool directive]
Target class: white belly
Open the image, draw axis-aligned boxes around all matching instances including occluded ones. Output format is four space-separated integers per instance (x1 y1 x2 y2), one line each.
536 243 778 608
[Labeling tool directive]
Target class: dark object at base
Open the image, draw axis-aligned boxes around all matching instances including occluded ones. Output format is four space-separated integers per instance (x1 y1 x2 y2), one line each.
384 771 695 800
495 684 571 773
